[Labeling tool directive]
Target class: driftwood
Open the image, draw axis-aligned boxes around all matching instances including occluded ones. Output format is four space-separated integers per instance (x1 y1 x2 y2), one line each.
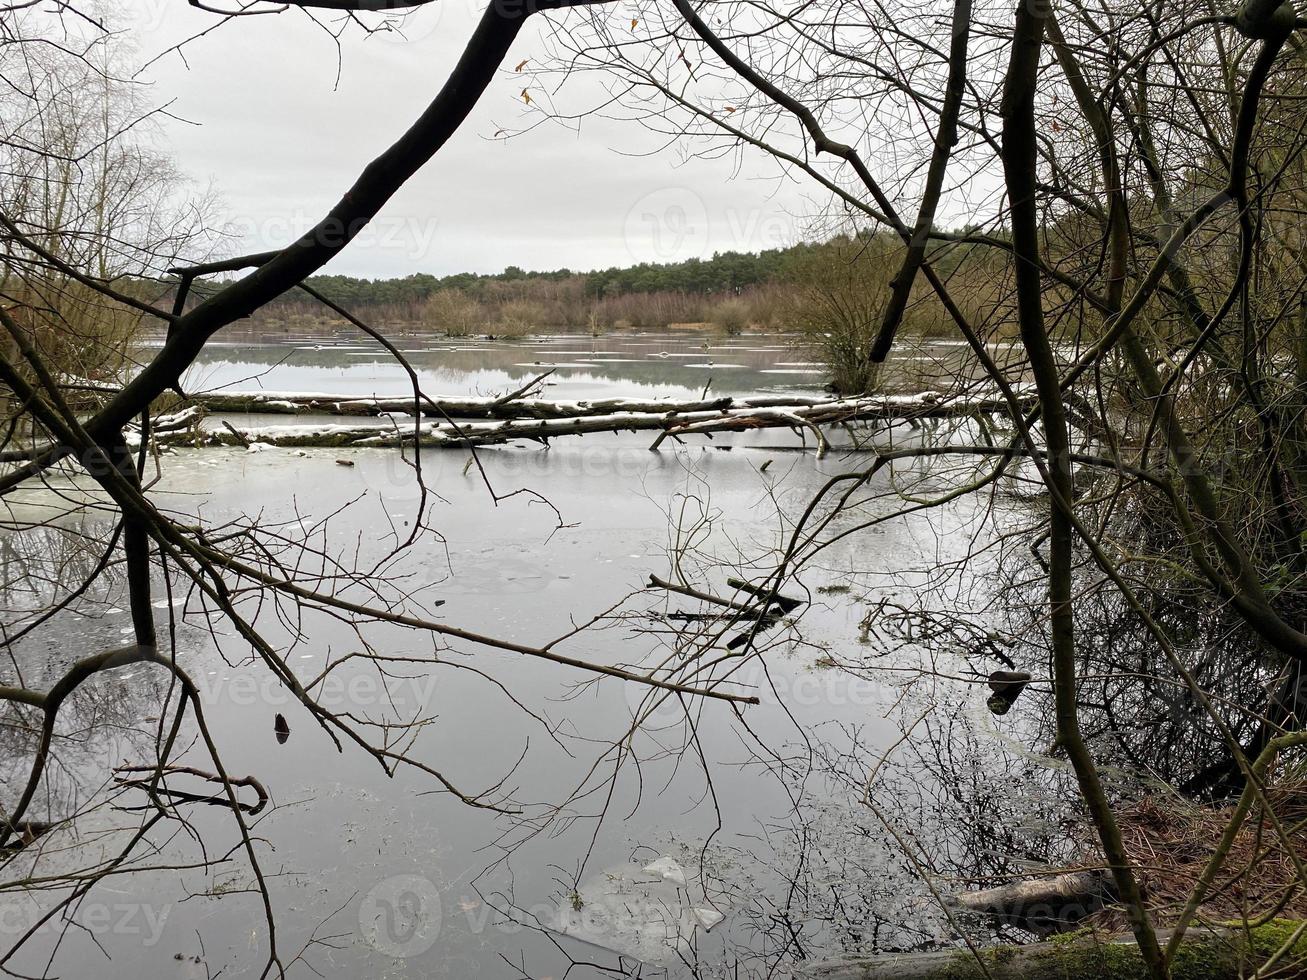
123 404 205 440
646 574 802 650
188 389 834 420
648 574 758 613
114 764 269 815
726 576 805 614
951 870 1112 932
805 922 1307 979
986 669 1034 716
0 820 55 853
157 391 1029 454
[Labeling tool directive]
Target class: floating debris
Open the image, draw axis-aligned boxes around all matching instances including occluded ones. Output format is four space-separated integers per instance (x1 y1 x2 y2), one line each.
548 855 730 964
642 856 687 886
987 670 1033 715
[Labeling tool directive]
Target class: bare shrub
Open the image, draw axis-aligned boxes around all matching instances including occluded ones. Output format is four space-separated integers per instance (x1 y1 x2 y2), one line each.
710 296 750 335
421 288 486 336
780 235 895 395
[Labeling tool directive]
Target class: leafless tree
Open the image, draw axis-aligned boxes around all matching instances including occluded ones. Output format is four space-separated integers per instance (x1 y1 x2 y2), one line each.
7 0 1307 976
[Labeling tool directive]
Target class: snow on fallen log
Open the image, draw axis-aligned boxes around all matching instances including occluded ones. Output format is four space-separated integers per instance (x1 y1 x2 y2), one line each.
122 405 206 448
159 390 1030 453
189 389 833 420
188 386 1033 423
147 405 206 433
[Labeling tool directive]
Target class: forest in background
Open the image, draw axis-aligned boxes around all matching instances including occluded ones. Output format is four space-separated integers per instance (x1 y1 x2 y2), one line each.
14 0 1307 973
143 232 1002 346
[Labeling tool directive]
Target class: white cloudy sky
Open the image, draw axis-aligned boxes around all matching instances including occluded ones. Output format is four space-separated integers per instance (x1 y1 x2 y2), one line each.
127 1 826 278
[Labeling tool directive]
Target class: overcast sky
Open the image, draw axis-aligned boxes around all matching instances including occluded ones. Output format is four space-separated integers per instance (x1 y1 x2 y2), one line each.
128 2 824 279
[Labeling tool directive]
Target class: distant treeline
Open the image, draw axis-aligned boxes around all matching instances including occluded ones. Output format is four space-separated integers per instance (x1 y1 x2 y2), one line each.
301 248 788 307
227 248 794 334
151 233 1004 338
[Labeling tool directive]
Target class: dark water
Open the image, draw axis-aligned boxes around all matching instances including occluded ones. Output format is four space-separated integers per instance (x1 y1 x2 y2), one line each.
0 332 1066 978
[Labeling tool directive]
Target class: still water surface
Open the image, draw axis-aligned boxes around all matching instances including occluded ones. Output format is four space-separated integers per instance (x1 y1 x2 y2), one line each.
0 331 1062 978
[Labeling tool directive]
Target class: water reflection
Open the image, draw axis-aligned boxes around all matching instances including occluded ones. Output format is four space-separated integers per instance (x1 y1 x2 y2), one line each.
132 326 1001 403
0 337 1074 979
171 329 817 402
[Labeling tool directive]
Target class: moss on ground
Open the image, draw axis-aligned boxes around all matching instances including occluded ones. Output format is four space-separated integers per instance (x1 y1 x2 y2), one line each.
910 921 1307 979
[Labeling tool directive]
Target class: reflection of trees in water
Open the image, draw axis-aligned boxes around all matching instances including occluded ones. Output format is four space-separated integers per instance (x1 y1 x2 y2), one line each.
0 617 177 834
1062 589 1273 794
530 697 1081 979
0 516 125 619
828 472 1294 801
782 710 1077 954
0 516 164 825
180 334 980 399
984 483 1296 798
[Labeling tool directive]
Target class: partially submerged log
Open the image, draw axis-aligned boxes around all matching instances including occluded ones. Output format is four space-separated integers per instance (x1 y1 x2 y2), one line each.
646 574 805 650
985 669 1034 716
125 404 205 439
951 870 1112 932
189 389 830 420
726 576 805 614
805 921 1307 979
188 388 1030 422
159 391 1029 453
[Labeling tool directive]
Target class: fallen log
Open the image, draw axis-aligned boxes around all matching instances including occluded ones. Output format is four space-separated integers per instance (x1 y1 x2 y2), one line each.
125 404 205 437
805 921 1307 979
158 392 1029 452
189 389 825 419
187 387 1031 423
725 576 805 614
646 574 803 651
951 870 1112 933
648 574 756 613
121 405 207 450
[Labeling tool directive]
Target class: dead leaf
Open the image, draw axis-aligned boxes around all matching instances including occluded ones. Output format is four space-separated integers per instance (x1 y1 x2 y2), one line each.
521 89 532 105
725 105 736 113
515 58 528 72
274 713 290 744
630 17 638 28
